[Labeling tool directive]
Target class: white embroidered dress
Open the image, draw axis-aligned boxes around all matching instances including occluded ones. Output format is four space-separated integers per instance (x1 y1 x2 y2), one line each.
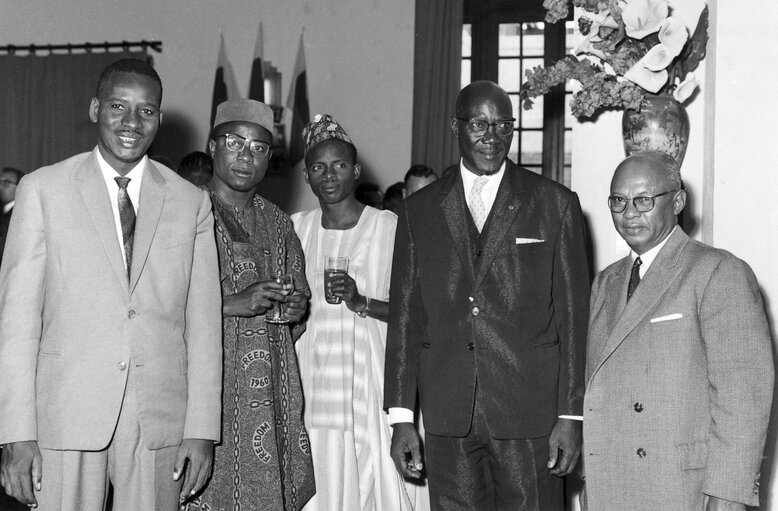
292 206 428 511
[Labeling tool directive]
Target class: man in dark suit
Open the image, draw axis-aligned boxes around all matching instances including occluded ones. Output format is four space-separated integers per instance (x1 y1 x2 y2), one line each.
385 80 590 510
0 167 24 265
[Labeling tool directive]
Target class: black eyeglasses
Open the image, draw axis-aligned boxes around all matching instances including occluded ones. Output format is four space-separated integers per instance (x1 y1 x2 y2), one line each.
608 190 677 213
455 117 516 137
214 133 271 158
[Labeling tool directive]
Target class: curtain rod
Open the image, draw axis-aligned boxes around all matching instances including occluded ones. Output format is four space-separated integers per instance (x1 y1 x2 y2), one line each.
0 40 162 55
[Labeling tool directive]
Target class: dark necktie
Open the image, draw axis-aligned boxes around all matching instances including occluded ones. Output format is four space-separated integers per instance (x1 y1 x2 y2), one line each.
627 256 642 301
115 177 135 280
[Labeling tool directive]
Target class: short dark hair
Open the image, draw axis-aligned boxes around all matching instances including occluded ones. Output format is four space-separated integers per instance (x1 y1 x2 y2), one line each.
404 164 436 185
1 167 25 182
95 58 163 102
382 182 405 213
178 151 213 178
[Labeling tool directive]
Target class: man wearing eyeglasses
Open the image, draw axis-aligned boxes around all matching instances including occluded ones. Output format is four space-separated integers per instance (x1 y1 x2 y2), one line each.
0 167 24 265
386 80 590 509
583 151 773 511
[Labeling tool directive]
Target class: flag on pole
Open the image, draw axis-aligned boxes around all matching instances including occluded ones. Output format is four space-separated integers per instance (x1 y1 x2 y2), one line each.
286 32 310 167
248 23 265 102
210 34 240 129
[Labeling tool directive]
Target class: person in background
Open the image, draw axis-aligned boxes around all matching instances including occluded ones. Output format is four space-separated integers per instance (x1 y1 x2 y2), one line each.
292 114 429 511
354 181 384 209
583 151 773 511
383 181 405 214
185 99 315 511
0 58 222 511
149 154 177 172
385 80 589 510
0 167 25 265
403 164 437 197
178 151 213 187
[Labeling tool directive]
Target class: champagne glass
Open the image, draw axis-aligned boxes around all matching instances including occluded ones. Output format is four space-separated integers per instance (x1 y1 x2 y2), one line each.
266 274 294 324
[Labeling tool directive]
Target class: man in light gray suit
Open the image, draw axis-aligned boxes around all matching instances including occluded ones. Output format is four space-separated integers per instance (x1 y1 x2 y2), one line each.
583 151 773 511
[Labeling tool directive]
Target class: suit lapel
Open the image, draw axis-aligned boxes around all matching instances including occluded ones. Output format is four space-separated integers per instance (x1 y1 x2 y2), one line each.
129 160 166 294
440 171 476 282
588 228 689 380
75 151 129 293
472 163 525 292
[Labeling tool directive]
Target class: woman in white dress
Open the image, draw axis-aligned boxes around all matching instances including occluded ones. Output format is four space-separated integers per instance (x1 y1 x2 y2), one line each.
291 114 428 511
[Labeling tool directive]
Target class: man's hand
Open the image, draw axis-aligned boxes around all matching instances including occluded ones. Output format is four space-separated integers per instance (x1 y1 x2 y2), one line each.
173 439 214 502
706 496 746 511
223 281 288 317
0 441 42 507
547 418 581 476
284 291 308 323
390 423 424 479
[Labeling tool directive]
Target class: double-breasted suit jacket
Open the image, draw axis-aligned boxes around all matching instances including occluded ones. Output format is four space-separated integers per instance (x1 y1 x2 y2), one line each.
583 228 773 510
0 149 223 451
385 160 590 439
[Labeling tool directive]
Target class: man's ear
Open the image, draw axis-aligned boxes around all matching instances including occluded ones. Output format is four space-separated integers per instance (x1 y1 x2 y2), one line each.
208 139 216 159
354 163 361 180
88 97 100 123
673 189 687 216
450 117 459 137
303 168 310 184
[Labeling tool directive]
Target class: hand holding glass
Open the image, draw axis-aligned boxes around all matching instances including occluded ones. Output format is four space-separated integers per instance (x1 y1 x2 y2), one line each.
324 256 349 304
266 274 294 323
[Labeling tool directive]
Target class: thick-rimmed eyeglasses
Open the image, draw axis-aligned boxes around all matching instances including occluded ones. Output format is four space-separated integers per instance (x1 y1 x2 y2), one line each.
214 133 271 158
456 117 516 137
608 190 677 213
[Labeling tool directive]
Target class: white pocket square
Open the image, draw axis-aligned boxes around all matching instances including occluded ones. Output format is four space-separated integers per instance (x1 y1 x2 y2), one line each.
515 238 544 244
650 313 683 323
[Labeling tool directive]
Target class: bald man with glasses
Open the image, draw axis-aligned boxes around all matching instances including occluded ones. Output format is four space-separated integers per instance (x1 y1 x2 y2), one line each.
583 151 773 511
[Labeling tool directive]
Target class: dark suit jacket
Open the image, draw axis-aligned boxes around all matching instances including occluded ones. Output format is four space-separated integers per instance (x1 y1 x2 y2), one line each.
0 207 12 266
385 160 590 439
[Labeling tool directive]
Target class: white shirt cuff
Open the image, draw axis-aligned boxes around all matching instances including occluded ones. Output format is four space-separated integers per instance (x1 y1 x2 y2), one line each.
388 407 415 425
559 415 583 421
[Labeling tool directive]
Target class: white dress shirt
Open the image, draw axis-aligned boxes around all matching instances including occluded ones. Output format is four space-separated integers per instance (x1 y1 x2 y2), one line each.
631 225 677 278
96 149 145 271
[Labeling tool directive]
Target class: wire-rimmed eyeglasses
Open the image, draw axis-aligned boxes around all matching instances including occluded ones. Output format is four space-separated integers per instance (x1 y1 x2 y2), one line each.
607 190 677 213
214 133 271 158
455 117 516 137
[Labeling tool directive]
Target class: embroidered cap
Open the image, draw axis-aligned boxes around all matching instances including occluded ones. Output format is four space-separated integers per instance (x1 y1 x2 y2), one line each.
302 114 353 156
213 98 274 134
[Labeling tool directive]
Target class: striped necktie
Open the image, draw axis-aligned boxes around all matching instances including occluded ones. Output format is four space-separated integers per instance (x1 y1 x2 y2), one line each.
115 177 135 280
627 256 642 301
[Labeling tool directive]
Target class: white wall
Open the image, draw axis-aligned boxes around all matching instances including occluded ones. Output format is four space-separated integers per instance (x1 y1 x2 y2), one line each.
0 0 415 212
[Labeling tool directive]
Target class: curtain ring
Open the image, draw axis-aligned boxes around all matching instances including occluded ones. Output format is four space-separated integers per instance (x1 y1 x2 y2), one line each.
67 43 72 54
85 42 92 53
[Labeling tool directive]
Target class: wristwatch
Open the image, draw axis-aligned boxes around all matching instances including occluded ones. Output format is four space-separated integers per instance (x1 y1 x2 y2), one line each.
357 296 371 318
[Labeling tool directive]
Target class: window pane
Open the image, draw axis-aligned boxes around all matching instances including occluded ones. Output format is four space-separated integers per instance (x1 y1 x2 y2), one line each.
498 59 520 93
509 94 520 125
564 92 575 128
509 135 519 164
461 60 471 89
520 130 543 166
499 24 521 57
564 130 572 166
522 22 544 56
521 96 543 129
565 21 576 53
462 24 472 57
525 165 543 176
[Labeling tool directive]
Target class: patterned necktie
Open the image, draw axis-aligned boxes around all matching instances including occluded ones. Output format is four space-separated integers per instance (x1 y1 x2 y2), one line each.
469 176 489 232
115 177 135 280
627 256 642 301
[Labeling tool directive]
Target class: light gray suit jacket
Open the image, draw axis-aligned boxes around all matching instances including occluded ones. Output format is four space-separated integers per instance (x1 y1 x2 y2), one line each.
583 228 773 510
0 149 223 451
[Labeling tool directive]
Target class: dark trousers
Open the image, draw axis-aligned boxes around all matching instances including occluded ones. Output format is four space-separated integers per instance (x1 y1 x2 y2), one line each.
424 393 563 510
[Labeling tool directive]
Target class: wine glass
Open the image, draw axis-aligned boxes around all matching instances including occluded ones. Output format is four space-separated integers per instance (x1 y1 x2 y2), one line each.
266 274 294 324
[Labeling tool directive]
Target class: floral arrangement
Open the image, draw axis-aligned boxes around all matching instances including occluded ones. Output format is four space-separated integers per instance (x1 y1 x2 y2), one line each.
520 0 708 118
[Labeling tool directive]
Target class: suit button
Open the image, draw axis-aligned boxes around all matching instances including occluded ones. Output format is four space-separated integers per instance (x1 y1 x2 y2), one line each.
636 448 646 458
117 361 127 371
127 310 137 319
471 307 480 316
466 343 474 351
634 402 644 413
422 342 431 349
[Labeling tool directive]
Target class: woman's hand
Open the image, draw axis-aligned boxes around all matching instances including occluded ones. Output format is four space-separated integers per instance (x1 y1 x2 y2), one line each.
223 280 288 317
327 272 366 313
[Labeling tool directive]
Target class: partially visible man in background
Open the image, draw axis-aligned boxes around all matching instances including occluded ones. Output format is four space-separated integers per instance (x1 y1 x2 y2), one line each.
0 167 24 265
403 164 437 197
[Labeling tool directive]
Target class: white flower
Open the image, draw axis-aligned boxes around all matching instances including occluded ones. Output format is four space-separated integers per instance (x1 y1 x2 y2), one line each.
641 44 674 71
624 61 668 93
622 0 669 39
572 36 608 61
673 72 698 102
667 0 706 38
658 17 689 57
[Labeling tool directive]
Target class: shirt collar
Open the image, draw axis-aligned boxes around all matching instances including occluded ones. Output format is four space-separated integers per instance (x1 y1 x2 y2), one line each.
459 159 506 189
3 201 14 214
95 148 147 183
631 225 677 277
